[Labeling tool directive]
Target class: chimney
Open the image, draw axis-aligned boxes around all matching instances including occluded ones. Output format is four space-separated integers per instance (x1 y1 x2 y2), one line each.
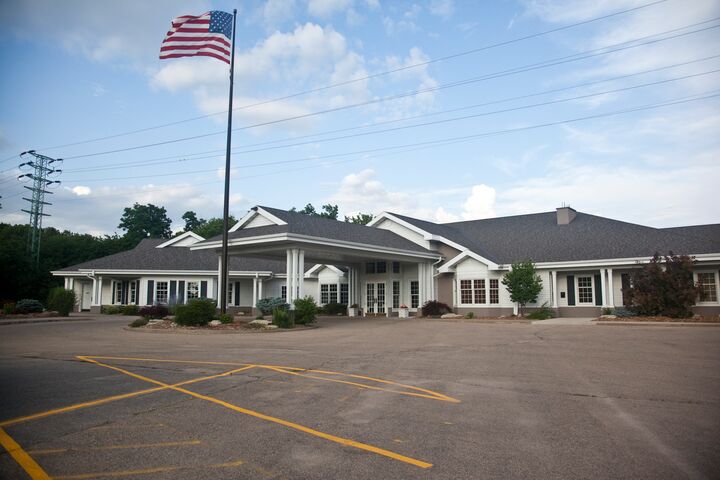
556 205 577 225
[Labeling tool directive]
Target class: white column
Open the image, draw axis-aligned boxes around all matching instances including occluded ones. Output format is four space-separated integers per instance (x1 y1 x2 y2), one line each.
298 250 305 299
258 279 263 300
217 256 223 307
97 276 104 306
285 249 292 305
607 268 615 307
418 263 426 307
600 268 608 307
91 276 98 305
290 248 299 308
551 270 558 308
70 277 75 291
252 275 258 310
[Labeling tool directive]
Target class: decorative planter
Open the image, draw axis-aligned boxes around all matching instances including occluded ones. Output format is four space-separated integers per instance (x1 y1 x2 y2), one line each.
348 307 358 317
398 307 409 318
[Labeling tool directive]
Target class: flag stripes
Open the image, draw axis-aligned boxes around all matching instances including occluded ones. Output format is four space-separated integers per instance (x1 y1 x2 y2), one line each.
160 11 233 64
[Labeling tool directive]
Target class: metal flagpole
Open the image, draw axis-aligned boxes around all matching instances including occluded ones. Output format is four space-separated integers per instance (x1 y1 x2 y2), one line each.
220 9 237 315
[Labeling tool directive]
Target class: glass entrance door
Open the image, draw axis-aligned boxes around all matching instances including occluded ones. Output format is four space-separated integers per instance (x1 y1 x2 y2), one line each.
365 282 386 316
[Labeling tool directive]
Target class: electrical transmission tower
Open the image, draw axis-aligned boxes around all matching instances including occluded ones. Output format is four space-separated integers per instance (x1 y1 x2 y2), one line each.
18 150 62 265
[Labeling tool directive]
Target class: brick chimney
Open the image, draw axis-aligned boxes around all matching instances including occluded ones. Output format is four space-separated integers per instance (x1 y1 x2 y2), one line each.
556 205 577 225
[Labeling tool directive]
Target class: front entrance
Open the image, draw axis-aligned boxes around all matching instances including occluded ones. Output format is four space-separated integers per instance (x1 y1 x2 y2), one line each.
81 282 92 311
365 282 386 316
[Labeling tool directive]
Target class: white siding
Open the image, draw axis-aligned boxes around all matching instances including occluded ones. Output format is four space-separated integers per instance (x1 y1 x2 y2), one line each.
373 218 430 249
244 213 276 228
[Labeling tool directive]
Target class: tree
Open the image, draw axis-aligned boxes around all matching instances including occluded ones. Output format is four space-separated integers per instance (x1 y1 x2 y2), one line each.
624 252 699 318
345 213 374 225
290 203 339 220
193 216 237 239
118 203 172 245
502 261 543 316
182 211 206 232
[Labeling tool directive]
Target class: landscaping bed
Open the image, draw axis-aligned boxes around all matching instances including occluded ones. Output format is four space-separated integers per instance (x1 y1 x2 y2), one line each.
129 318 317 333
595 315 720 323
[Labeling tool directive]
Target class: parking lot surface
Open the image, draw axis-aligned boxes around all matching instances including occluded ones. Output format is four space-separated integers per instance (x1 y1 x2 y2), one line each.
1 315 719 479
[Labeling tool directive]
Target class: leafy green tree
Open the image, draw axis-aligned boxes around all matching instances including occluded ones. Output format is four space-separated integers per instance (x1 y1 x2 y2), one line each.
192 216 237 239
502 261 543 316
118 203 172 245
290 203 339 220
625 252 699 318
182 211 206 232
345 213 374 225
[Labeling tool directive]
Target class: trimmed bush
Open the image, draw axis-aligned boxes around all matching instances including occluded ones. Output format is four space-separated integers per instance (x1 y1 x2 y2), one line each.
219 313 234 324
465 311 475 319
322 302 347 316
293 297 317 325
421 300 452 317
273 308 294 328
121 305 140 316
46 288 76 317
129 317 149 328
3 302 16 315
526 306 555 320
256 297 289 315
138 304 169 319
15 299 43 314
174 298 216 326
101 305 121 315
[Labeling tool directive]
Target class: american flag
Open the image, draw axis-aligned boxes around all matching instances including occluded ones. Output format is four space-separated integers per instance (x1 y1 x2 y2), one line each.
160 11 233 64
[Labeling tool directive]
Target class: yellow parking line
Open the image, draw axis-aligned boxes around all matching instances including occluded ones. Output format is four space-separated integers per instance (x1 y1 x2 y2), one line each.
0 365 255 428
81 357 433 469
0 426 51 480
53 458 246 480
27 439 202 455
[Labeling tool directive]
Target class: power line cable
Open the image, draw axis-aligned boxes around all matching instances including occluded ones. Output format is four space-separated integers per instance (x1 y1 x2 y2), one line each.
36 0 667 152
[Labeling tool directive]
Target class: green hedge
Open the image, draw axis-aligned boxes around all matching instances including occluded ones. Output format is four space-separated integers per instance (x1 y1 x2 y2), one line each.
46 288 76 317
273 308 294 328
174 298 216 326
293 297 317 325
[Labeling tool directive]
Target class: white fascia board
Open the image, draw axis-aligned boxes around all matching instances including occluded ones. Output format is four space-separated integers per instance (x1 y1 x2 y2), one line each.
370 212 470 253
303 264 346 277
438 251 500 273
325 265 345 276
190 233 288 250
229 207 287 232
519 253 720 270
62 269 275 277
155 231 205 248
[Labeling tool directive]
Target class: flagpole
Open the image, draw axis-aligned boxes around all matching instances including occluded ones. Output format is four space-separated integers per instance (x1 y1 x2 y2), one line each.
220 8 237 315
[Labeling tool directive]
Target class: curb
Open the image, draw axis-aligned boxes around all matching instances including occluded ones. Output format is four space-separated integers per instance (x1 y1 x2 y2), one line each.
0 317 101 326
123 324 320 334
595 321 720 327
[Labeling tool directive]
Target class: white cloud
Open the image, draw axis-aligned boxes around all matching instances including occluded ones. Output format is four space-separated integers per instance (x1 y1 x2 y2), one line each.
429 0 455 19
461 184 496 220
258 0 296 28
70 186 92 196
308 0 353 17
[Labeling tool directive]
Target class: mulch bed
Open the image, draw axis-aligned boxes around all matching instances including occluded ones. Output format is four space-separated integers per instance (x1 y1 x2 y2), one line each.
0 311 61 319
596 316 720 323
130 319 316 333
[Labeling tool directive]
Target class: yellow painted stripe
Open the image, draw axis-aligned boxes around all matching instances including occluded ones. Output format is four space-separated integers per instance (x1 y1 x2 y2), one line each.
54 466 180 479
0 364 255 428
27 439 202 455
82 357 433 469
0 426 51 480
84 355 251 367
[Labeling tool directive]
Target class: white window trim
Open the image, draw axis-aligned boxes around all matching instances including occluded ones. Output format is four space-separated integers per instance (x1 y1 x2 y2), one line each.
457 276 491 306
695 270 719 304
155 281 169 305
187 281 200 301
576 275 595 305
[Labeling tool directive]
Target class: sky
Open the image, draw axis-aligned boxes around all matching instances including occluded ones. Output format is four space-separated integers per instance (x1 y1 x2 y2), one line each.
0 0 718 236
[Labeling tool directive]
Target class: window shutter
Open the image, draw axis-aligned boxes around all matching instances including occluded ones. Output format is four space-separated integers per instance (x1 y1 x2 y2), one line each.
234 282 240 306
111 282 116 305
178 281 185 304
122 281 129 304
594 274 603 306
200 281 208 298
567 275 575 306
169 281 177 305
147 280 154 305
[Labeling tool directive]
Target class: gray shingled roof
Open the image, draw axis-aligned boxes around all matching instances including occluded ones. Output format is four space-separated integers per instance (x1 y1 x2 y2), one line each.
59 238 289 272
196 206 434 254
389 211 720 264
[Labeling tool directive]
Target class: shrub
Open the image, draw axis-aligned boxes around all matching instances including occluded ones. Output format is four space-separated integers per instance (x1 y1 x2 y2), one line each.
121 305 139 316
174 298 216 326
46 288 76 317
3 302 16 315
255 314 265 320
465 311 475 319
322 302 347 316
256 297 289 315
15 299 44 314
421 300 452 317
293 297 317 325
219 313 234 324
129 317 149 328
273 308 294 328
101 305 121 315
526 303 555 320
138 304 169 319
611 307 634 317
602 307 613 315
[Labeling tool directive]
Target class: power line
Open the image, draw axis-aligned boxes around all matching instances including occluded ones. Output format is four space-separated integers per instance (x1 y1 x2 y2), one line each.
36 0 667 152
60 19 720 161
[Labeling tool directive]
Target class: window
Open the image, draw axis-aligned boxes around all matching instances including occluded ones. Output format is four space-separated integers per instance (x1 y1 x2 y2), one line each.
489 279 499 304
156 282 169 304
320 284 338 304
281 285 287 300
698 272 718 302
130 281 138 304
114 282 124 304
329 284 338 303
227 283 234 305
460 279 486 304
392 281 400 308
410 281 419 308
376 262 387 274
340 284 349 304
376 283 385 311
392 262 400 274
577 276 593 304
365 262 376 274
187 281 199 300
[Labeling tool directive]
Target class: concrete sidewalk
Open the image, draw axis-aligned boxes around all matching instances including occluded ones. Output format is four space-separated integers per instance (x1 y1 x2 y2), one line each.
530 317 596 325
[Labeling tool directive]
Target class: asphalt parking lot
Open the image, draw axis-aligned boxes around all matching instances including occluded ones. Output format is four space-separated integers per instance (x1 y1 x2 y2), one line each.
1 316 719 479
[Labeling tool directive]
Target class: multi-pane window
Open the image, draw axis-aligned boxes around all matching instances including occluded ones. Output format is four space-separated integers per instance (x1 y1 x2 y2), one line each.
129 281 137 304
227 283 234 305
365 262 376 274
489 279 499 304
114 282 124 304
410 281 419 308
392 281 400 308
365 261 388 274
698 272 718 302
156 282 169 304
187 281 199 300
281 285 287 300
320 284 338 304
376 262 387 274
392 262 400 274
376 283 385 312
460 279 486 304
577 276 593 303
340 284 349 304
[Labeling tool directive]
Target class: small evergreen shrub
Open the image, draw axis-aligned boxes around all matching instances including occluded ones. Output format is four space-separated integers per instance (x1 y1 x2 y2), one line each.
15 299 44 314
46 288 76 317
101 305 121 315
293 297 317 325
174 299 216 326
323 302 347 315
121 305 139 316
611 307 634 317
421 300 452 317
219 313 234 324
525 302 555 320
602 307 613 315
129 317 149 328
465 311 475 319
138 304 169 319
273 308 294 328
256 297 289 315
255 314 265 320
3 302 15 314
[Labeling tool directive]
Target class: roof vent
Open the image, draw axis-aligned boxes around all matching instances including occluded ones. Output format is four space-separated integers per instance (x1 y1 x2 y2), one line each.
556 205 577 225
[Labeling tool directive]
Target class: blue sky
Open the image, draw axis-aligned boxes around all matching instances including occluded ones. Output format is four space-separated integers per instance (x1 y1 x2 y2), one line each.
0 0 718 236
